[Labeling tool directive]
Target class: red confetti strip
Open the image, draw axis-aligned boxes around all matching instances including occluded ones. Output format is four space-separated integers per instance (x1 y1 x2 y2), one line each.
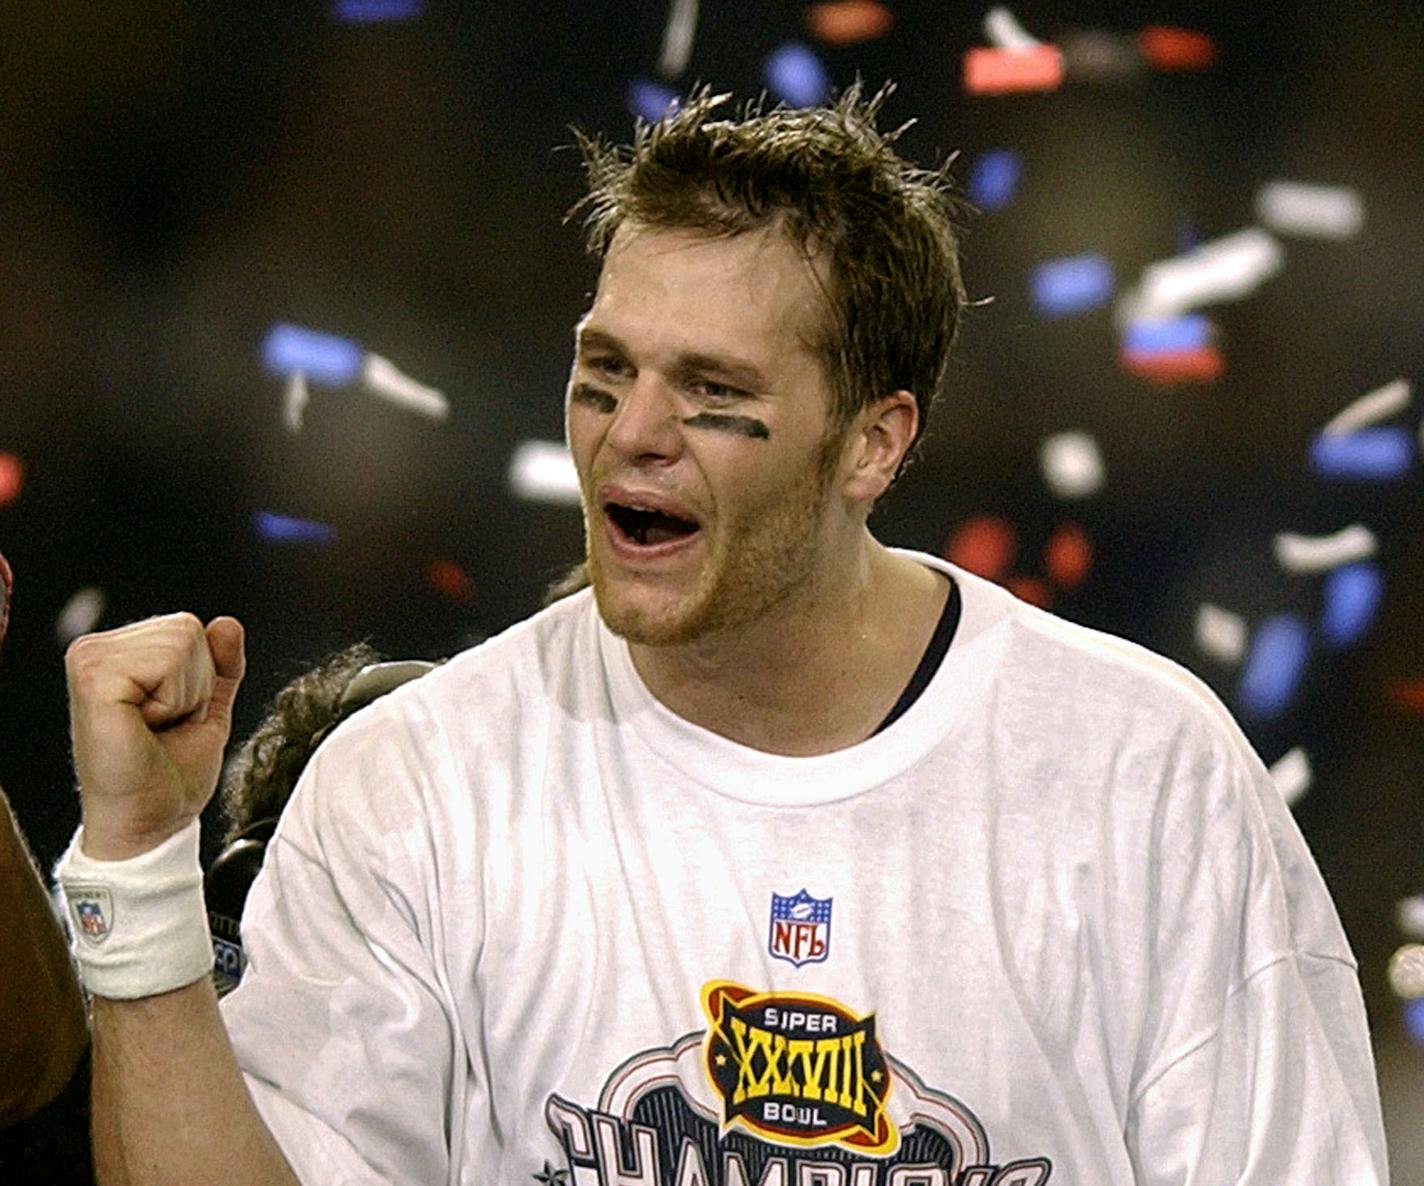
944 515 1017 581
1006 576 1053 609
1120 346 1225 385
1138 26 1216 72
426 559 476 604
0 452 24 507
963 46 1065 96
1386 680 1424 715
805 1 894 46
1044 522 1093 590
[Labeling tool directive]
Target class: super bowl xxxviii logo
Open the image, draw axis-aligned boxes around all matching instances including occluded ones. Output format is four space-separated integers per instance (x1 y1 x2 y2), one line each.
702 981 892 1153
541 981 1054 1185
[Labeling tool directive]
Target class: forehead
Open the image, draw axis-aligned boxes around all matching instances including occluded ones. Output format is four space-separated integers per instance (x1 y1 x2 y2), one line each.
582 223 830 368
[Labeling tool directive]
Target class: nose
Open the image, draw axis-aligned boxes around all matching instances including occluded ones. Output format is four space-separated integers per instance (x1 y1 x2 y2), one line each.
603 375 685 464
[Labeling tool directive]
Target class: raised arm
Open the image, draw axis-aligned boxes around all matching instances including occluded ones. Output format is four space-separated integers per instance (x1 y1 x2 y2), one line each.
61 613 299 1186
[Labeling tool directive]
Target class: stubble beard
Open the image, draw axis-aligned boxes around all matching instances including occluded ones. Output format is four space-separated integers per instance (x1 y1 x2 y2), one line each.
586 429 845 648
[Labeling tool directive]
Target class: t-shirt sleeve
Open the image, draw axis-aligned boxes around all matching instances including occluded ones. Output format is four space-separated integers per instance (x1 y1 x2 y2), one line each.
220 712 471 1186
1122 729 1388 1184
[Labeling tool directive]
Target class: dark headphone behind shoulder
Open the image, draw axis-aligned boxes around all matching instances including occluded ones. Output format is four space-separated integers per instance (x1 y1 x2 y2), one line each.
205 659 437 996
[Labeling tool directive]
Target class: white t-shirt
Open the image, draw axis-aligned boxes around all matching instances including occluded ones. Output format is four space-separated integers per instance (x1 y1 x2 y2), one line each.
222 554 1389 1186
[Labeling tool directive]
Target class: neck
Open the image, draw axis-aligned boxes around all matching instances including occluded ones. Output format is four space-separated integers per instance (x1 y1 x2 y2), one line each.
627 537 949 756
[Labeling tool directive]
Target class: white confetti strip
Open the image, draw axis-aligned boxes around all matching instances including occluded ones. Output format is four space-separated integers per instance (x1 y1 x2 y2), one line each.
1039 431 1105 499
1125 227 1284 322
1397 896 1424 942
1268 746 1311 807
657 0 698 78
1255 180 1365 240
983 6 1042 50
1195 603 1248 664
1388 943 1424 999
1321 377 1411 436
362 354 450 420
283 371 309 434
1273 524 1377 574
508 440 582 505
56 586 106 645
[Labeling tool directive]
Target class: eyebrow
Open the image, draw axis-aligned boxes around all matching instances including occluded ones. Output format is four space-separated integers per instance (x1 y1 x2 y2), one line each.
575 326 769 392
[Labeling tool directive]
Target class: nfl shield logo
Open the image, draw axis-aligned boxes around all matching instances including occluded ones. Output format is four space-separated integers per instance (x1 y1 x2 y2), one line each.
69 886 113 946
768 889 832 967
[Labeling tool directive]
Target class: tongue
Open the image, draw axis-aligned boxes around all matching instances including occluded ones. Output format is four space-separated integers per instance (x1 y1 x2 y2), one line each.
644 518 695 545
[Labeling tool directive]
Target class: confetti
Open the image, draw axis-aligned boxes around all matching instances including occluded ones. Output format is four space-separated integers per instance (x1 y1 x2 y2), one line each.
262 323 363 386
1397 896 1424 941
425 559 476 604
1031 253 1114 317
0 549 11 651
627 79 680 123
1196 603 1248 664
283 372 310 434
966 148 1023 212
1060 29 1146 85
0 451 24 507
1121 314 1211 355
1137 26 1216 72
362 353 450 420
1125 228 1284 322
1255 180 1365 240
805 1 894 46
1320 378 1412 436
332 0 423 21
1237 613 1310 720
253 511 338 545
963 46 1065 96
56 586 106 645
657 0 699 78
1310 427 1413 481
1406 997 1424 1045
943 515 1017 582
1006 575 1052 608
1388 944 1424 1000
1119 344 1225 385
1268 746 1311 807
1320 563 1383 648
983 6 1042 50
1273 524 1377 574
1042 522 1092 589
1387 680 1424 714
1039 431 1104 499
764 42 830 108
508 440 582 505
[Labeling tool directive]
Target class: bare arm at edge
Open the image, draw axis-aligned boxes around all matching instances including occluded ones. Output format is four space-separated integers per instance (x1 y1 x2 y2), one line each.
90 978 300 1186
0 787 89 1126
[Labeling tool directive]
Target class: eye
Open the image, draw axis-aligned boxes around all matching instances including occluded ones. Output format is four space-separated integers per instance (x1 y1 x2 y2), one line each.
587 355 631 379
690 378 746 404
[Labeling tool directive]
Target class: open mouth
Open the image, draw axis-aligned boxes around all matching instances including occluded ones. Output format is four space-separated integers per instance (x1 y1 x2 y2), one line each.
605 501 701 548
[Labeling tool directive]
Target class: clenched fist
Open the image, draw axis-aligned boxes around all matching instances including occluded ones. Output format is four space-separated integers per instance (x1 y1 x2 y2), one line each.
65 613 246 860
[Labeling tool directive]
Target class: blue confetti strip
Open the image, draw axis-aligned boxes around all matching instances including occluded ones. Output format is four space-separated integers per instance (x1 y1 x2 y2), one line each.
332 0 423 22
1122 314 1211 354
261 323 364 386
1320 562 1383 649
253 511 338 545
1405 997 1424 1045
764 43 830 108
967 149 1023 212
1031 253 1114 317
1309 427 1414 480
1237 613 1311 720
627 79 680 124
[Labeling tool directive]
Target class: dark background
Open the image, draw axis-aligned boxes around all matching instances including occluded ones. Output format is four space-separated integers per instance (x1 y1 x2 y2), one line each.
1 1 1420 1172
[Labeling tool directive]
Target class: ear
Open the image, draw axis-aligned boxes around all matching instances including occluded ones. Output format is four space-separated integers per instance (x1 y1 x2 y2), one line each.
838 390 919 506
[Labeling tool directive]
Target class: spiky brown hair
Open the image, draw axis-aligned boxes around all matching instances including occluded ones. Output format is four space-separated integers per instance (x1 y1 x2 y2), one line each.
570 82 970 462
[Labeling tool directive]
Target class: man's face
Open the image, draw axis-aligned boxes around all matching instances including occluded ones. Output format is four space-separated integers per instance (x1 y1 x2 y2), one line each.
565 222 849 647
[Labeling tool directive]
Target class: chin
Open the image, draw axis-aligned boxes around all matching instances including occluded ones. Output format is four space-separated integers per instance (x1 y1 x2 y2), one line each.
591 579 711 647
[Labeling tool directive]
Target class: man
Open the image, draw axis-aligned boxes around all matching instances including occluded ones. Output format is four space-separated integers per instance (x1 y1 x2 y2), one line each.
60 88 1388 1185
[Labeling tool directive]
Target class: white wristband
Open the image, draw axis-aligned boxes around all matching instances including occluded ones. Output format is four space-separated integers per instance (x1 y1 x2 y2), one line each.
55 819 214 1000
